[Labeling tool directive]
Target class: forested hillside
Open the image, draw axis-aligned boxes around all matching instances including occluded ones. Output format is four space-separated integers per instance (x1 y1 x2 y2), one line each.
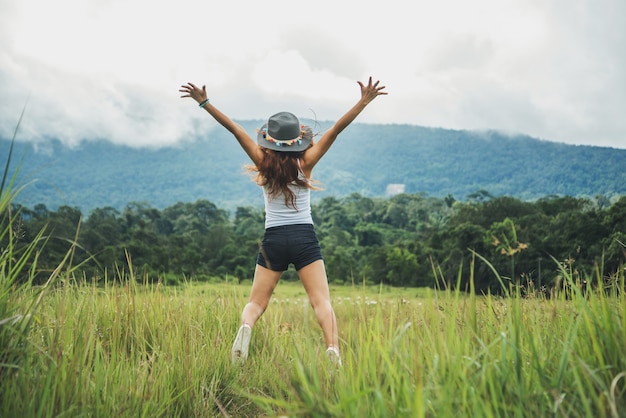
3 121 626 215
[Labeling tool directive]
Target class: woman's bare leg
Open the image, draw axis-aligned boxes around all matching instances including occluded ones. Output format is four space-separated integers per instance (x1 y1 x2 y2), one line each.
232 264 282 364
240 264 282 327
297 260 339 351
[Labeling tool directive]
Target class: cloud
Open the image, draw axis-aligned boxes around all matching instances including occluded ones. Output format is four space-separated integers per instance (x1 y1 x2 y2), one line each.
0 55 194 148
425 35 495 73
278 26 365 78
529 0 626 145
1 0 625 150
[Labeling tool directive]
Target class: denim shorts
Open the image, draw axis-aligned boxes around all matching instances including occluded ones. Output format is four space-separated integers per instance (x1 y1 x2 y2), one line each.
256 223 323 272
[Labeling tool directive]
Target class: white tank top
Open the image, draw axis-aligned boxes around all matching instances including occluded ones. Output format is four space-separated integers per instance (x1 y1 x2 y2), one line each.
263 180 313 228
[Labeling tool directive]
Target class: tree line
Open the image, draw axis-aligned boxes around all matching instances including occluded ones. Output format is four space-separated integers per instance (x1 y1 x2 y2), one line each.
6 192 626 293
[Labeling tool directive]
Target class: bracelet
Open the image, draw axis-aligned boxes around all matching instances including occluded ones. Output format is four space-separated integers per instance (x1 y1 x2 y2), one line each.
198 99 209 108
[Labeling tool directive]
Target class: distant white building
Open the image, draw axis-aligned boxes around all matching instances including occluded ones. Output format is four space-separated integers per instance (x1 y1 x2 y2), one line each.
385 183 405 196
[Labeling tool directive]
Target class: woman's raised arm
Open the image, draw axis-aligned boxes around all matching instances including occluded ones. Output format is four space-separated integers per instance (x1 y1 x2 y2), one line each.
180 82 263 165
300 77 387 173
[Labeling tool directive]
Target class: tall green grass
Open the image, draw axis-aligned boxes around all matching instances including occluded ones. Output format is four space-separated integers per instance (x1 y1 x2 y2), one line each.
1 261 624 417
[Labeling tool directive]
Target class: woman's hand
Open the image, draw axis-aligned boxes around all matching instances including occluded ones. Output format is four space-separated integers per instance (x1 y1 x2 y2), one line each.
301 76 387 170
179 82 208 104
357 76 387 105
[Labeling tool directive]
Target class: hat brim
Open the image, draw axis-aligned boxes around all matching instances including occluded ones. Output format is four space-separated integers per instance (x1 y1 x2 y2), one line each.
257 123 311 152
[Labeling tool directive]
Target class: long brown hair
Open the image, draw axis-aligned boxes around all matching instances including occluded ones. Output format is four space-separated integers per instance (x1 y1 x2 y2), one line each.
248 126 319 208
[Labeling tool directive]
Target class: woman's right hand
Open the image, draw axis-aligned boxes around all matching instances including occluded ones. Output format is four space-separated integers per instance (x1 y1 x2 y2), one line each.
179 82 208 105
357 76 387 105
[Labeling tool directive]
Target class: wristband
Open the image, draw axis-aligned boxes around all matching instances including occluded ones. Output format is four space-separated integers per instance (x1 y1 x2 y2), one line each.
198 99 209 108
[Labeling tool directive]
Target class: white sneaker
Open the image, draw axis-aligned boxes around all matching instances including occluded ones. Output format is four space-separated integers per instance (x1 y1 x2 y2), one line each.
326 346 342 368
231 324 252 365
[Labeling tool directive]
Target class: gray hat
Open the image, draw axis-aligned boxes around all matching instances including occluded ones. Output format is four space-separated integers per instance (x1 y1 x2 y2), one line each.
257 112 311 152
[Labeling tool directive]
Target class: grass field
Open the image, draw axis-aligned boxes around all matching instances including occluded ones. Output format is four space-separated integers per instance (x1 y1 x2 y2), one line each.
2 264 625 417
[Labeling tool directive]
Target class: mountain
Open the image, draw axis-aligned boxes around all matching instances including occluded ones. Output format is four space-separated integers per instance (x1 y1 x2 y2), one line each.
3 121 626 215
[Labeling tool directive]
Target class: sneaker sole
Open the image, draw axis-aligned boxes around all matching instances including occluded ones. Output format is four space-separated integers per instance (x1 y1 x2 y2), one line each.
231 325 252 364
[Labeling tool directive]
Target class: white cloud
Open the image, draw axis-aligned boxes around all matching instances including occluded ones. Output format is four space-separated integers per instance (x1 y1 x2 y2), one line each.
1 0 624 149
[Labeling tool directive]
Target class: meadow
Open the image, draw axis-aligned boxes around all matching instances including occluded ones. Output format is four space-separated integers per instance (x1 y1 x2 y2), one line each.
2 263 625 417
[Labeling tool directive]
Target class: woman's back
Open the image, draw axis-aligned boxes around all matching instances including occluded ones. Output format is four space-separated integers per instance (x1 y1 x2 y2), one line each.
263 180 312 228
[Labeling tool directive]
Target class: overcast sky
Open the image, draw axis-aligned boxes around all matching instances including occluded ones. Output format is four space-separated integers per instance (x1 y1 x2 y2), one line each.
1 0 624 149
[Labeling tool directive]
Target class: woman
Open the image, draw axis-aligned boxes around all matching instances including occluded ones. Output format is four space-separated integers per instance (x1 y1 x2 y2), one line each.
179 77 387 366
